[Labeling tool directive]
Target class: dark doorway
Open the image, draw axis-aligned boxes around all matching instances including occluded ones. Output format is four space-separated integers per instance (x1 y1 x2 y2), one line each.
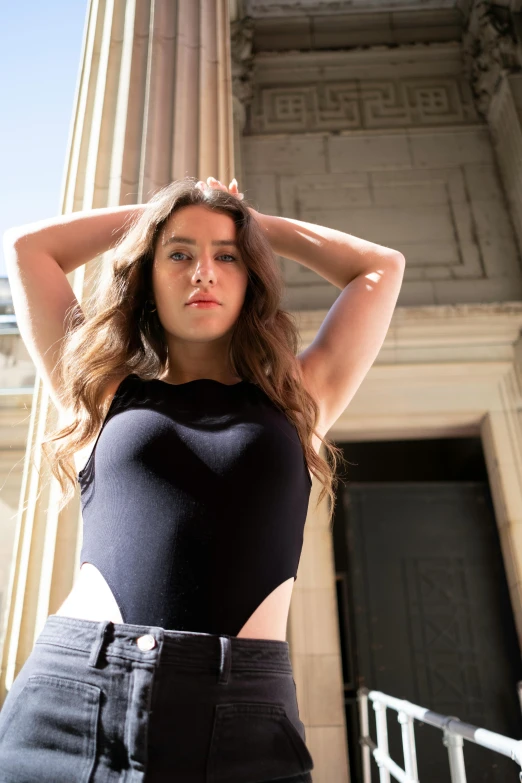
333 437 522 782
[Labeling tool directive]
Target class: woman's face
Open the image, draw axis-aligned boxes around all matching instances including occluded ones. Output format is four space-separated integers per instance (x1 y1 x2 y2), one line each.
152 204 249 343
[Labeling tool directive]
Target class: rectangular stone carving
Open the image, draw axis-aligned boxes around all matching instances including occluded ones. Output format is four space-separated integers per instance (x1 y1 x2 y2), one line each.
272 162 520 284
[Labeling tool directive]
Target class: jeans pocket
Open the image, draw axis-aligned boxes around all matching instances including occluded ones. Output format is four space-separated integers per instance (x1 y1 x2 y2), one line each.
206 701 314 783
0 674 101 783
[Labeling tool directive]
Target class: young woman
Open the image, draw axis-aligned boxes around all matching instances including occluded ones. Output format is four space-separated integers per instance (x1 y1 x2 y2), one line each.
0 176 405 782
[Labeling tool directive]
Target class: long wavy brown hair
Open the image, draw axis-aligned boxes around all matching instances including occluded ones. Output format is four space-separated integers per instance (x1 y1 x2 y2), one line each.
42 177 348 524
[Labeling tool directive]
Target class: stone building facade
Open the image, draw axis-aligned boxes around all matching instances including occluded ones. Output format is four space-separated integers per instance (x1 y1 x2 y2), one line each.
1 1 522 780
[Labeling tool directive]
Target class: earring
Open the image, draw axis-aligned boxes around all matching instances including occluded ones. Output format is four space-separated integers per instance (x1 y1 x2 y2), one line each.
146 300 157 313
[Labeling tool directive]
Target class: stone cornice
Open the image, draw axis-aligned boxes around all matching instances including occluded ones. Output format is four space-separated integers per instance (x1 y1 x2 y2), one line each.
381 301 522 318
253 39 464 67
294 302 522 358
245 0 462 17
294 300 522 324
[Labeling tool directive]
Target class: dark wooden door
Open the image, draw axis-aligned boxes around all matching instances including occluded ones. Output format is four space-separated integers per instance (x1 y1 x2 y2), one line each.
341 481 522 782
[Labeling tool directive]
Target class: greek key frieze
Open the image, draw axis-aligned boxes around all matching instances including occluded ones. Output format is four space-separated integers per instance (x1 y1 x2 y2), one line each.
248 78 478 133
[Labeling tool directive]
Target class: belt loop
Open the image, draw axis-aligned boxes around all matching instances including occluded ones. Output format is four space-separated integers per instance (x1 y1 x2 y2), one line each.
217 636 232 685
88 619 112 669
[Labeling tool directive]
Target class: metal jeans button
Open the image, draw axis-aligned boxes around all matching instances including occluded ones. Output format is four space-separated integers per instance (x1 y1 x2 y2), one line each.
136 634 156 651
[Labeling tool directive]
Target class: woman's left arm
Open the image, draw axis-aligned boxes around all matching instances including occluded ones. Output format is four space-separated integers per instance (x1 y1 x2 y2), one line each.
251 207 406 435
249 208 403 290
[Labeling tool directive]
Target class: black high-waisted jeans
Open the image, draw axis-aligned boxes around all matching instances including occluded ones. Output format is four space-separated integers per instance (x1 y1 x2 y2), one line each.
0 614 314 782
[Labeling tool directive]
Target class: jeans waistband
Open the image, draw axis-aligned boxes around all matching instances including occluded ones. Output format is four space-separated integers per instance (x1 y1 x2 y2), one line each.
38 615 293 678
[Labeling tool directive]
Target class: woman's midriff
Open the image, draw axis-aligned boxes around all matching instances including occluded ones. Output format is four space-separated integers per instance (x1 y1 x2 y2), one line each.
54 563 295 641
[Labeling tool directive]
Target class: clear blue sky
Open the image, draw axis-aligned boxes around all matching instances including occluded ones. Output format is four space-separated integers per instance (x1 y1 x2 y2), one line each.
0 1 88 278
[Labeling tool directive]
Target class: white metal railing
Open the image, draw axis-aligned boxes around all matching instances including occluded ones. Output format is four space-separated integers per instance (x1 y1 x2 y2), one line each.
357 687 522 783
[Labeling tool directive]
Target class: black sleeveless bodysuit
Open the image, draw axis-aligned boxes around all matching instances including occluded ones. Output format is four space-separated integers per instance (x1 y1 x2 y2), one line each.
78 374 312 636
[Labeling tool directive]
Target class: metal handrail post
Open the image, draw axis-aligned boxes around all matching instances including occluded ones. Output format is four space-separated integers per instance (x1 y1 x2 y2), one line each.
358 688 373 783
358 688 522 781
374 700 392 783
443 727 467 783
397 710 419 782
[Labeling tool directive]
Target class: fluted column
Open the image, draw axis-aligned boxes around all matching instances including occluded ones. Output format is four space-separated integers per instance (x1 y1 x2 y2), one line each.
0 0 235 699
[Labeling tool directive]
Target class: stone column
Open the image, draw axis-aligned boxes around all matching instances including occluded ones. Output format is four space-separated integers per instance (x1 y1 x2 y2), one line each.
0 0 235 699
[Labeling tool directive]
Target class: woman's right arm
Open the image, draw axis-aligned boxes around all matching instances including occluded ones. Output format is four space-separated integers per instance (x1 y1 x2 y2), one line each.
3 205 145 415
5 204 146 275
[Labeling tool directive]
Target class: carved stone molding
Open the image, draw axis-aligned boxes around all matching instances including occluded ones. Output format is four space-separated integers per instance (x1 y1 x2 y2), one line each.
462 0 522 117
231 16 255 132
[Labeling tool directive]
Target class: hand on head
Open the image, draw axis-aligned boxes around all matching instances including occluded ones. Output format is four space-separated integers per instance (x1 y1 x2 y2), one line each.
196 176 244 200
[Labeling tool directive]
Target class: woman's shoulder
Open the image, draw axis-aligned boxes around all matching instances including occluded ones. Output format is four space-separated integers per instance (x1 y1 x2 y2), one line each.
100 373 142 413
58 373 133 428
